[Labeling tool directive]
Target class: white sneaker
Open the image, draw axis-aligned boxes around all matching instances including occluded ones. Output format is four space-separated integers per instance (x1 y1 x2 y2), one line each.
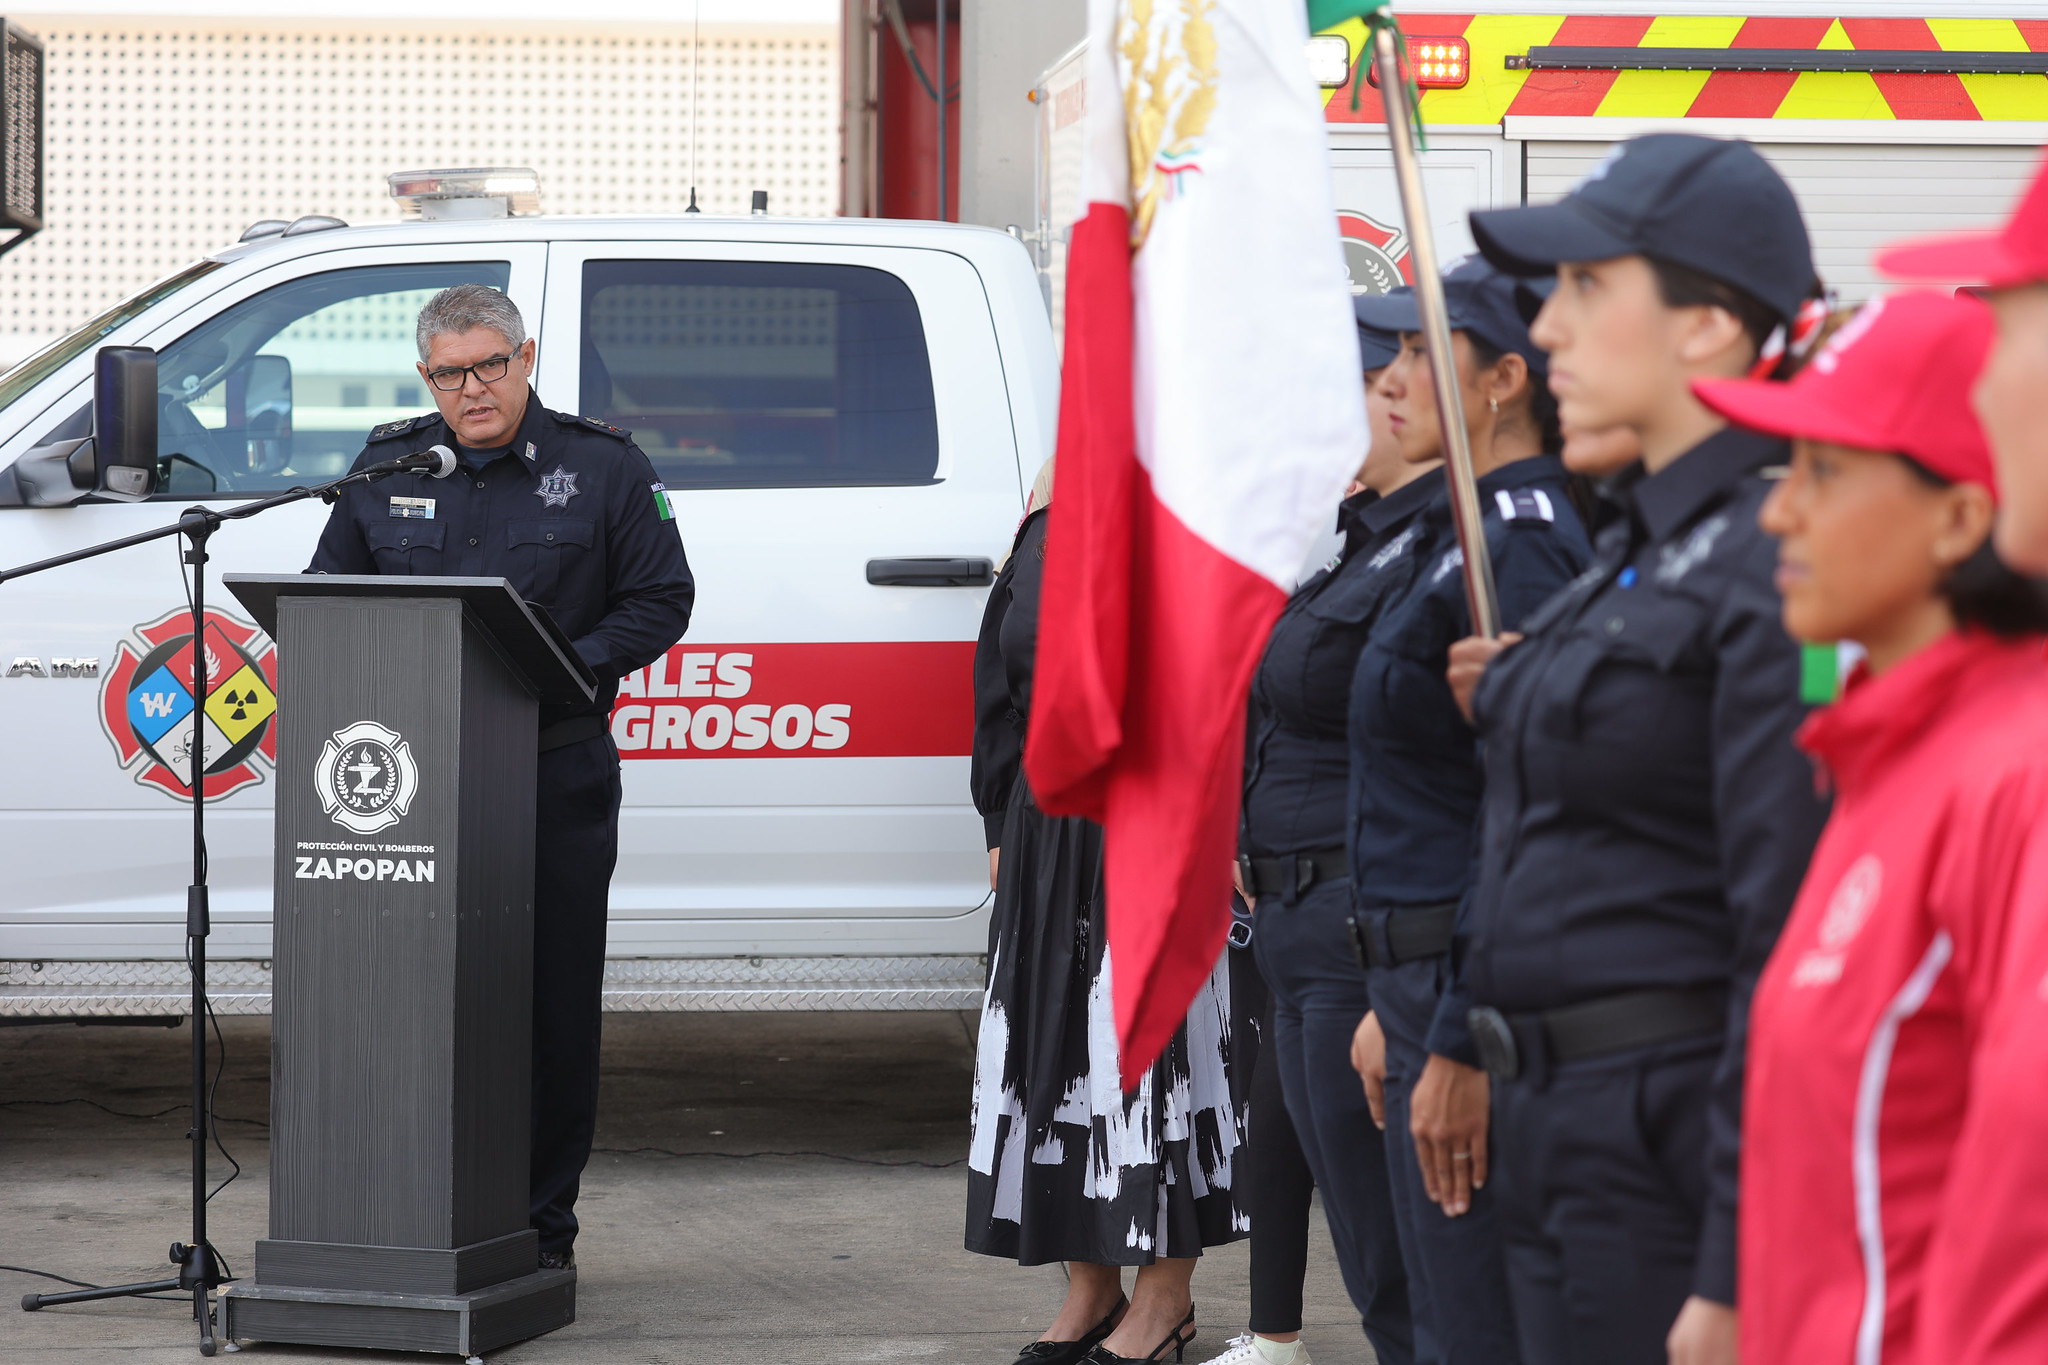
1192 1332 1311 1365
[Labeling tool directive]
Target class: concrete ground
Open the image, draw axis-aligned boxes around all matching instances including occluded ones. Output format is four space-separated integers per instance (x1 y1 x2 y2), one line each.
1 1012 1373 1364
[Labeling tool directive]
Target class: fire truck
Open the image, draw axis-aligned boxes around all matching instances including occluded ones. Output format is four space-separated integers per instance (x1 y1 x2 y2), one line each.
1029 4 2048 324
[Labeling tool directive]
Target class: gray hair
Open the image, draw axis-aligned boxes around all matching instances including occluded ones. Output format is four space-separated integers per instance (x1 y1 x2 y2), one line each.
416 283 527 362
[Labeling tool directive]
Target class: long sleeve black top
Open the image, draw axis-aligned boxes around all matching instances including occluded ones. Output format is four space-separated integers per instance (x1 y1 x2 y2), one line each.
1462 426 1828 1306
308 393 695 727
1240 476 1441 860
1345 454 1591 1066
971 508 1048 850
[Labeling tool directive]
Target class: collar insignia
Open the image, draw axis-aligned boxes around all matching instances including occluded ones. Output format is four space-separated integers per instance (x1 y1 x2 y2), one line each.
535 466 581 509
524 442 538 462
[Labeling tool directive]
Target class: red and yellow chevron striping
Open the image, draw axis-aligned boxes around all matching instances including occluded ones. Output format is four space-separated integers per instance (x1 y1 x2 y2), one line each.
1318 14 2048 123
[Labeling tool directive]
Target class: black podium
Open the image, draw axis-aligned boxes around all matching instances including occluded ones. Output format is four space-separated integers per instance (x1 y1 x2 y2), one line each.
219 574 595 1359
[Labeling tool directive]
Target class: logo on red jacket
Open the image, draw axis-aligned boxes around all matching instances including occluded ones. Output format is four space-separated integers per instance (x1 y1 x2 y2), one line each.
98 608 279 802
1791 855 1883 988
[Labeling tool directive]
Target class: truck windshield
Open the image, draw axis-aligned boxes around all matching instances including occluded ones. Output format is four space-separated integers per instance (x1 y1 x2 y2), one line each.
0 260 224 413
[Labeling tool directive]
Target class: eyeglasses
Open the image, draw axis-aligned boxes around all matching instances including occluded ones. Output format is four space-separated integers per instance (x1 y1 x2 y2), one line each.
425 352 517 392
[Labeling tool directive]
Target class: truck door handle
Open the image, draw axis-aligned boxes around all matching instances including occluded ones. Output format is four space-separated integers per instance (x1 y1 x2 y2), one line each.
865 557 995 587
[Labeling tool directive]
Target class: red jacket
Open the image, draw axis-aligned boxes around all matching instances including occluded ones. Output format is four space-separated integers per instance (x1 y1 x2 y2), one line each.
1917 817 2048 1363
1741 631 2048 1365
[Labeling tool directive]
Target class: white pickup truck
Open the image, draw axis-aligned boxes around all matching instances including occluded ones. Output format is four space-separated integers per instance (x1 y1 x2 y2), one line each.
0 174 1056 1018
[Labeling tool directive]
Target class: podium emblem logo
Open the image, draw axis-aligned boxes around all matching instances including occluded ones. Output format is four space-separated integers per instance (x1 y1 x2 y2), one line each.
98 608 279 802
315 721 420 834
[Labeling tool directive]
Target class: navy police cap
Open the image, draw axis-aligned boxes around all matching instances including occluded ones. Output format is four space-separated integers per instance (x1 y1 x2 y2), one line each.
1469 133 1814 324
1353 256 1548 377
1352 298 1401 372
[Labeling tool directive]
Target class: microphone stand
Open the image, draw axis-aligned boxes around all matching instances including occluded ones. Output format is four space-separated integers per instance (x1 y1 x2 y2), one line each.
5 453 448 1356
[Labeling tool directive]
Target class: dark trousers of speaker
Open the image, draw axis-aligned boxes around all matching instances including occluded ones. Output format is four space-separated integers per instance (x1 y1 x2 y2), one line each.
528 734 623 1255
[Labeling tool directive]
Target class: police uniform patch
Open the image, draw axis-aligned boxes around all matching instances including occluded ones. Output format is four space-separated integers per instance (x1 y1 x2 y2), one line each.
535 466 581 509
564 413 631 440
368 415 427 442
389 496 435 520
651 483 674 522
1496 488 1556 523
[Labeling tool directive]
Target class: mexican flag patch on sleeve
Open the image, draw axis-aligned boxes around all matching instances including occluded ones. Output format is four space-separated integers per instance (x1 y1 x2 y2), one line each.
651 483 674 521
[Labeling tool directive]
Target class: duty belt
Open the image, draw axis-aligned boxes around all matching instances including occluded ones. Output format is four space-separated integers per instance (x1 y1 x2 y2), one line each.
1468 986 1726 1083
1238 847 1348 899
538 714 606 753
1348 904 1457 970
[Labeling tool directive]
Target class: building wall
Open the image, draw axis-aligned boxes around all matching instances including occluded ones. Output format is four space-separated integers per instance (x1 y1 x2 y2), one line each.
957 0 1082 235
0 16 839 359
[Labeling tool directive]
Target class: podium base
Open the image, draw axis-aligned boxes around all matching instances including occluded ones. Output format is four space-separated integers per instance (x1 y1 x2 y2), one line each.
221 1266 574 1357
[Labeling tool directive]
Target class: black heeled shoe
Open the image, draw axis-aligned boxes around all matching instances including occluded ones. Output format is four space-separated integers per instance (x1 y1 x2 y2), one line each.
1009 1297 1129 1365
1079 1305 1197 1364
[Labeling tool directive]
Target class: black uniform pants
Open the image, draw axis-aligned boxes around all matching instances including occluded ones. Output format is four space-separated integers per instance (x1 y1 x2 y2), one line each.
1490 1039 1717 1365
528 734 623 1255
1251 878 1415 1365
1366 954 1521 1365
1230 943 1316 1337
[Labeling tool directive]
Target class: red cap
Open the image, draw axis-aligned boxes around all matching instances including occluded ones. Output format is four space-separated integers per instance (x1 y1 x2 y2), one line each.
1692 292 1998 499
1878 150 2048 288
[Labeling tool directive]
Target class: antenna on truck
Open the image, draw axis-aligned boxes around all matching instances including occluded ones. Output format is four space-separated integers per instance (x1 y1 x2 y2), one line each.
686 0 702 213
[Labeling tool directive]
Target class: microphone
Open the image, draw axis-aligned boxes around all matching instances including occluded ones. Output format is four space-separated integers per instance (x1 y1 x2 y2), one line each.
366 444 457 480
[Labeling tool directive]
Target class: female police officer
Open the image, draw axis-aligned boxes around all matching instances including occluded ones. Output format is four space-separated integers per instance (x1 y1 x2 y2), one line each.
1231 308 1432 1365
1446 135 1830 1365
1346 256 1589 1364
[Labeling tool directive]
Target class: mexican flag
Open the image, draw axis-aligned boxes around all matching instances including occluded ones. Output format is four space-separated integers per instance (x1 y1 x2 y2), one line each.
1024 0 1369 1077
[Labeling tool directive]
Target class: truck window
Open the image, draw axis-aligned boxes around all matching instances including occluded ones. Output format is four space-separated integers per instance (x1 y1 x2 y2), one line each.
580 259 941 489
142 261 511 496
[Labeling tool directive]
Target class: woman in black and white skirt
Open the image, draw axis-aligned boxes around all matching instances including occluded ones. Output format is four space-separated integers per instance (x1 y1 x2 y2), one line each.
968 464 1247 1365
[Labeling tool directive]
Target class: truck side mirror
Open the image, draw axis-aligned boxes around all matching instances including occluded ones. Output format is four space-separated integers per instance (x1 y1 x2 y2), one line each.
94 345 158 501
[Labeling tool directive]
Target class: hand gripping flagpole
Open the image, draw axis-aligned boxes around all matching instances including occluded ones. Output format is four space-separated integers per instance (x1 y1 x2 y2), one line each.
1367 14 1501 637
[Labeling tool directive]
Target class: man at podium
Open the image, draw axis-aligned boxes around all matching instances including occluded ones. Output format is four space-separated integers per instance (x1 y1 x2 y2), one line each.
307 283 695 1271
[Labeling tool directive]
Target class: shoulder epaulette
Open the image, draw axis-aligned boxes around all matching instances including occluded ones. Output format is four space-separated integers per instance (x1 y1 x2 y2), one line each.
366 414 433 442
554 410 632 441
1495 487 1558 525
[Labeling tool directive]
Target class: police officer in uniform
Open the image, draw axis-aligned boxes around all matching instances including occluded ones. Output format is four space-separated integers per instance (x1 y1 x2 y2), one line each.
1347 258 1589 1365
1234 309 1429 1365
1448 137 1830 1364
309 284 695 1270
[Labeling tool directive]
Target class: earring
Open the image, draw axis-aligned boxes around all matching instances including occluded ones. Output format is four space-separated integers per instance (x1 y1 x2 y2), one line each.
1489 397 1499 413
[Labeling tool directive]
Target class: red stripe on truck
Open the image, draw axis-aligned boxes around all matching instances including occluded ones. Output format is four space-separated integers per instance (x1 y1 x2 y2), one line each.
610 641 976 759
1504 14 1655 117
1841 16 1978 121
1687 15 1838 118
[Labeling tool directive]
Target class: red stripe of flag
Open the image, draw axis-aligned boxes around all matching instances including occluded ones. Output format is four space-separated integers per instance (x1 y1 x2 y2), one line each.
1505 14 1655 118
1688 15 1836 119
1322 14 1473 126
1841 16 1978 120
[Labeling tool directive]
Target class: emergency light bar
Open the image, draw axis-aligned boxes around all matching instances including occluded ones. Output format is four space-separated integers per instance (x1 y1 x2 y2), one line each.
1506 47 2048 76
388 167 542 221
1365 35 1471 91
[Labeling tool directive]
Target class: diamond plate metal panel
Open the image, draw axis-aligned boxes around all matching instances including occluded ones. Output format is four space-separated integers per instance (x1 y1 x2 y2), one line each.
0 956 987 1017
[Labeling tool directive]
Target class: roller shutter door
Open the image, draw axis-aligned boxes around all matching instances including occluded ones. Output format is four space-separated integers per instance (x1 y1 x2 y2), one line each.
1524 140 2037 303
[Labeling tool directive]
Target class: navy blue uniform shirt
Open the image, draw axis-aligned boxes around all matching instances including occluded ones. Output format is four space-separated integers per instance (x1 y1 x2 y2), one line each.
1462 426 1827 1305
1241 474 1440 861
1346 454 1591 1065
307 389 696 728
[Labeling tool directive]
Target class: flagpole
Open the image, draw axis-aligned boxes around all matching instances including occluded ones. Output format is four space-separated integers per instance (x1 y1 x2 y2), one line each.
1369 20 1501 638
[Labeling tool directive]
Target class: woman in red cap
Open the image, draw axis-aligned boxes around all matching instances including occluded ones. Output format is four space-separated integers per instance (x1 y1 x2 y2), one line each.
1692 290 2048 1365
1876 156 2048 1365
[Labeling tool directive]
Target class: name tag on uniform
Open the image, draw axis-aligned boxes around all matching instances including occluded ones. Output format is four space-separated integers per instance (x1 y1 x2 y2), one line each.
389 496 436 520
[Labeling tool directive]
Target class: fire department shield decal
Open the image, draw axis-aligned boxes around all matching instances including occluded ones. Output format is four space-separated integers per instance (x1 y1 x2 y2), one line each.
315 720 420 834
97 607 280 801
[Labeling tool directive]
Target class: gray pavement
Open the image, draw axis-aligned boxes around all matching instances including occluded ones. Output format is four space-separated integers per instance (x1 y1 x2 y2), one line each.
1 1012 1372 1364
